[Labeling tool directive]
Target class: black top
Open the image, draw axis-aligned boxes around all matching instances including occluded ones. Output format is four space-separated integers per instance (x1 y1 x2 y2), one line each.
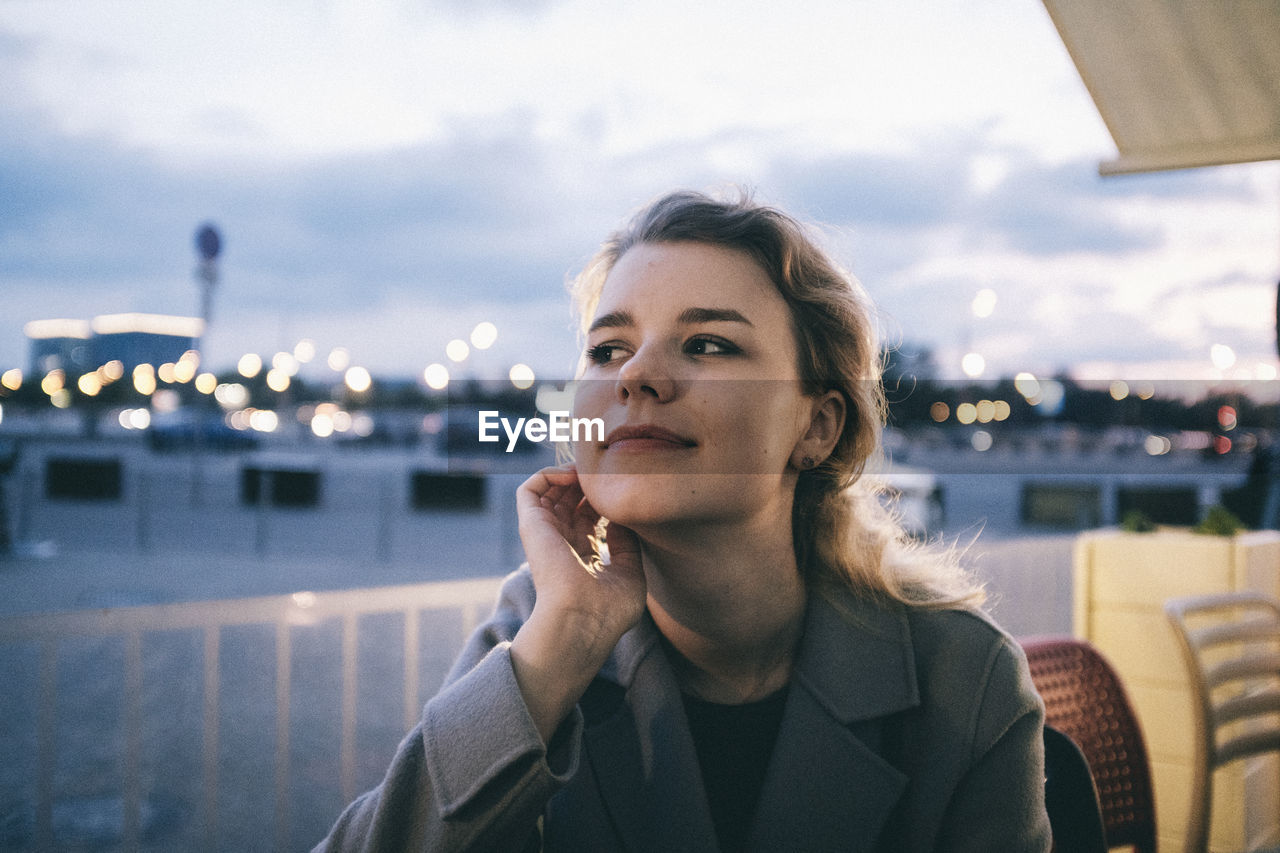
681 686 789 853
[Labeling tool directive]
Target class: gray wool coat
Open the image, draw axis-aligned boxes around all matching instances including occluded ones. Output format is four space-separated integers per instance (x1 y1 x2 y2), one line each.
314 567 1051 852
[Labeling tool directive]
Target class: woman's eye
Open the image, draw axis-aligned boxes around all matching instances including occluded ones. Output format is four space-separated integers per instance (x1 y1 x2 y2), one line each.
585 343 620 365
685 337 739 356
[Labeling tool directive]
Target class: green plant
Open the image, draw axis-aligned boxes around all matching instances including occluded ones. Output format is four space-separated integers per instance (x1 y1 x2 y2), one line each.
1121 509 1157 533
1193 505 1245 536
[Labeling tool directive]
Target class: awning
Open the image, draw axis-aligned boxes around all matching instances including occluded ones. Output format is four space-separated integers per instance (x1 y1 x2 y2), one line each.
1041 1 1280 175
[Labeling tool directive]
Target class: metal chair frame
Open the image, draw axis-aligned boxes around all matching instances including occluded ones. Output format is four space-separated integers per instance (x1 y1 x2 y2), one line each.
1165 592 1280 853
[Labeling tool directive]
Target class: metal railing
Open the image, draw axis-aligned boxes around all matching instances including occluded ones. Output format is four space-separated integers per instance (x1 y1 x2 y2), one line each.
0 576 505 852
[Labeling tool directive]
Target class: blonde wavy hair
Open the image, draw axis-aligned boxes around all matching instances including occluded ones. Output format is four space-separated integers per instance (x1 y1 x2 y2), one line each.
569 189 983 610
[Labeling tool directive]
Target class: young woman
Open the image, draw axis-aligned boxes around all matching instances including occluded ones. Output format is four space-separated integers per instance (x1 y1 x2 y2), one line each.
316 191 1051 852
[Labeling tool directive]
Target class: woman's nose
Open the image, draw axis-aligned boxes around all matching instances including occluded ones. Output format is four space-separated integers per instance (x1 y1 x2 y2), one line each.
615 344 676 403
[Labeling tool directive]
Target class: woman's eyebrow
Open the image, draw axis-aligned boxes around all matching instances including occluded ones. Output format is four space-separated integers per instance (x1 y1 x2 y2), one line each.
587 306 753 334
587 309 634 334
677 307 753 326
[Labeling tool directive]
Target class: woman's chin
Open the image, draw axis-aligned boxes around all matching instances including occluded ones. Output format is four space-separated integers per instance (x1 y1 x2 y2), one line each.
579 471 697 529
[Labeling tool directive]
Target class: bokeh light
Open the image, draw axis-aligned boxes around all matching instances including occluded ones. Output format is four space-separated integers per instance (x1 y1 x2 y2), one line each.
961 352 985 378
238 353 263 378
273 351 299 376
446 339 470 363
266 368 291 392
470 322 498 350
77 373 102 396
133 364 156 396
971 288 997 319
1210 343 1236 371
509 363 535 390
345 366 373 394
423 363 450 390
328 347 351 372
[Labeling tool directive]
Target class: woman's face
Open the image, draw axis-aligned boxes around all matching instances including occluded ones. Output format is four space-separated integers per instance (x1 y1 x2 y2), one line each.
572 241 819 532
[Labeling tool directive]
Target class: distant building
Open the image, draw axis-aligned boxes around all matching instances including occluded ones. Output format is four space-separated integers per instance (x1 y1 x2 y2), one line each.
24 313 205 377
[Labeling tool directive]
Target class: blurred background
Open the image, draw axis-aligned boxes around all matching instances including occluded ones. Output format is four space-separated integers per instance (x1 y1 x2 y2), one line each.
2 1 1279 850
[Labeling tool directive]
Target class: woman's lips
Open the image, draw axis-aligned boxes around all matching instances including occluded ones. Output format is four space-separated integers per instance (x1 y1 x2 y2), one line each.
604 424 697 452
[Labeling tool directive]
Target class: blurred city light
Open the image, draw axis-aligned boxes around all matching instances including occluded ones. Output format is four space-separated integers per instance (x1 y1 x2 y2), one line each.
41 369 65 396
351 413 374 437
174 354 198 383
152 389 180 413
929 401 950 422
294 339 317 363
961 352 985 378
158 363 177 384
1144 435 1171 456
1109 380 1129 401
956 402 977 425
509 363 535 390
266 368 291 392
971 430 993 451
423 363 449 391
470 322 498 350
273 351 299 376
77 373 102 396
249 410 279 432
975 400 996 423
1218 405 1238 430
535 384 575 415
344 366 372 393
119 408 151 430
1037 380 1066 414
133 364 156 395
446 339 470 363
238 353 263 378
1 368 21 390
311 412 334 438
1210 343 1236 371
328 347 351 372
50 389 71 408
195 372 217 394
971 288 997 319
993 400 1011 421
214 382 249 409
1014 372 1040 402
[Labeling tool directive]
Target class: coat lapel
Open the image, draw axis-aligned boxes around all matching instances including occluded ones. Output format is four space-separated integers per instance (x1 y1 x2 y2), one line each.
585 615 720 853
583 587 920 853
748 589 919 852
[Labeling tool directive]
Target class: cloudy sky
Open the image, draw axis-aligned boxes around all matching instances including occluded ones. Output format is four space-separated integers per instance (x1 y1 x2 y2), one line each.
2 0 1278 386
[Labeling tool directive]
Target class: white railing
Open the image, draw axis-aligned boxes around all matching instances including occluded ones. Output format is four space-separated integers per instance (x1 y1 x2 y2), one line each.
0 577 505 852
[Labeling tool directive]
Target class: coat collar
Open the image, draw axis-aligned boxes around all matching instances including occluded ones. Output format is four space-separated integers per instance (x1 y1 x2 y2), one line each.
583 583 918 852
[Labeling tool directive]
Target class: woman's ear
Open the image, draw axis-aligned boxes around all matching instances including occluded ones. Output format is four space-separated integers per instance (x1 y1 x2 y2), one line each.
791 390 846 470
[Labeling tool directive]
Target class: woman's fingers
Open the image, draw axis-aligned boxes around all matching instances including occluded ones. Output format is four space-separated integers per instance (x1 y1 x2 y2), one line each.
517 465 597 560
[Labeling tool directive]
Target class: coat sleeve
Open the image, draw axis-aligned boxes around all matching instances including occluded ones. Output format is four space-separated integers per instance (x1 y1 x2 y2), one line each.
312 568 584 853
935 636 1053 852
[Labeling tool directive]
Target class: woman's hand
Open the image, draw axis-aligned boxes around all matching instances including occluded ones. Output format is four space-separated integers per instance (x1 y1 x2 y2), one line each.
510 465 646 743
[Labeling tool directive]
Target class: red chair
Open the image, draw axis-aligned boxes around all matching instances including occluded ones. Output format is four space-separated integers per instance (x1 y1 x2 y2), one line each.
1022 637 1158 853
